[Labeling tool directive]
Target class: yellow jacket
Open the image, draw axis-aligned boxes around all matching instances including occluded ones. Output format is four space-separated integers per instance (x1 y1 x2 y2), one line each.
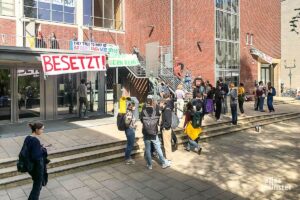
238 87 245 96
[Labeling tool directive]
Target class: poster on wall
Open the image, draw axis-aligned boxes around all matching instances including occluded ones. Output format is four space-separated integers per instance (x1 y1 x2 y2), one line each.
41 54 106 76
70 41 120 55
108 54 140 68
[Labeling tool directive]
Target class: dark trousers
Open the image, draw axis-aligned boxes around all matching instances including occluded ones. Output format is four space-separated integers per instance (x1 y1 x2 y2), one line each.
215 101 222 120
29 161 44 200
79 97 88 118
267 96 275 111
238 100 244 114
125 128 135 160
231 104 238 125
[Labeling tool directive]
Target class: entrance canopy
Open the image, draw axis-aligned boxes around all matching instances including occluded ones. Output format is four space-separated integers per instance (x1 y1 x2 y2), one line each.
250 47 273 64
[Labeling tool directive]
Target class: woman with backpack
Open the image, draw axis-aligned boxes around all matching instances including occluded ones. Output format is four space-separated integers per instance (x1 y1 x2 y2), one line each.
183 102 202 155
267 82 275 112
124 103 137 165
22 122 49 200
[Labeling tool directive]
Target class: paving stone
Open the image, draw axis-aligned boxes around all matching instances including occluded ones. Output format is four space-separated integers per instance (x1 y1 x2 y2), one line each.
83 178 104 190
70 186 97 200
111 171 131 181
137 188 164 200
165 178 191 191
184 179 212 192
7 188 26 199
123 179 147 190
39 187 52 199
46 179 61 190
60 178 85 191
115 187 144 200
90 171 114 182
50 187 74 199
0 195 10 200
159 187 189 200
95 188 119 200
101 178 128 191
144 179 170 191
128 172 153 182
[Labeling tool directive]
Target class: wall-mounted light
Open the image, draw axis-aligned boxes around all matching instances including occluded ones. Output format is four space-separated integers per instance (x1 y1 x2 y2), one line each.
197 41 202 52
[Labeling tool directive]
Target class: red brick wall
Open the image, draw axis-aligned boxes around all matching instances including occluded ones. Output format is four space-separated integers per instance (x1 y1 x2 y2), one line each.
174 0 215 83
124 0 171 53
240 0 281 91
83 29 125 48
0 18 16 46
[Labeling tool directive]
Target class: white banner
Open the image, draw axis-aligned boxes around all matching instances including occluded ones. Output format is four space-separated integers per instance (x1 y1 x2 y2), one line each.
108 54 140 68
41 54 106 76
39 0 75 7
71 41 119 55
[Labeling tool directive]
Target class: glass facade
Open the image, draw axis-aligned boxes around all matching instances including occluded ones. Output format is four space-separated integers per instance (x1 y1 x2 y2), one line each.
24 0 76 24
215 0 240 86
83 0 123 30
0 69 11 122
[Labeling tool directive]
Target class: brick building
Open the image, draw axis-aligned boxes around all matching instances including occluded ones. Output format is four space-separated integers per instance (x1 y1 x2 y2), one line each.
0 0 281 124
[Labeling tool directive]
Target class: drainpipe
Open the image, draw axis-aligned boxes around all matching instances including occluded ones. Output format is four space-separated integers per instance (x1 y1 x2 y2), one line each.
170 0 174 68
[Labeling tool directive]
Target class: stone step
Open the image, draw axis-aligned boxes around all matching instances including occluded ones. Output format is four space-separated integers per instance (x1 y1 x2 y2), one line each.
174 113 300 145
0 149 144 189
0 138 143 169
0 141 144 180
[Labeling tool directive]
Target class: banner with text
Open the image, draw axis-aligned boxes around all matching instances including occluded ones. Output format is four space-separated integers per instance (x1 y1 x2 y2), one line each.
70 41 120 55
108 54 140 68
41 54 106 76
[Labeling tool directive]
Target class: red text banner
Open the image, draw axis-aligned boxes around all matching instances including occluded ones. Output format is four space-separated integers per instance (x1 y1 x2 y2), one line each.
41 54 106 76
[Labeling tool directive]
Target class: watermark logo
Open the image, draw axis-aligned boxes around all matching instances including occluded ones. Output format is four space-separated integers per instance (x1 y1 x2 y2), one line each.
265 177 292 191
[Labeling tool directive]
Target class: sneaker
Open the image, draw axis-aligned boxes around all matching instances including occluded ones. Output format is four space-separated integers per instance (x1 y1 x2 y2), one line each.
216 119 222 122
125 159 135 165
162 161 171 169
185 148 191 152
147 164 152 170
83 116 89 119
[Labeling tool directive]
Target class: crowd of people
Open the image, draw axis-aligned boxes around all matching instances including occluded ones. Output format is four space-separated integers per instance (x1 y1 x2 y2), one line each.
120 75 278 171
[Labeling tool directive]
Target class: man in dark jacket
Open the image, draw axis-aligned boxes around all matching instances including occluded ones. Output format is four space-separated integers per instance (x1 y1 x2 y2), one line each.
160 98 173 161
141 95 171 170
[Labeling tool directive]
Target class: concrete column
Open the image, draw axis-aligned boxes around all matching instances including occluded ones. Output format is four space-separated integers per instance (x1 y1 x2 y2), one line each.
43 76 56 120
77 0 84 41
11 68 18 123
15 0 24 47
98 71 106 114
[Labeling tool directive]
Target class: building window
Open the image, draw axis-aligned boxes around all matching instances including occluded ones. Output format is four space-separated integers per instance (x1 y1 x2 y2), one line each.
246 33 249 45
0 0 15 16
215 0 240 86
250 33 253 45
83 0 123 30
24 0 76 24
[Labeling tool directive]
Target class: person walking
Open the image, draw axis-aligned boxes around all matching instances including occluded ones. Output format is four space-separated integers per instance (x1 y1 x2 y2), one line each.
267 82 276 112
160 98 173 161
229 83 238 125
214 83 223 121
141 96 171 170
238 83 246 116
124 103 137 165
21 122 49 200
219 77 229 114
175 84 185 119
78 79 88 118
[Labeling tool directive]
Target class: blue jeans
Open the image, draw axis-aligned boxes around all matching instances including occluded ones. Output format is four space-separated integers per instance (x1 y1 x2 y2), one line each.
125 128 135 160
144 135 166 166
231 104 238 125
187 137 200 150
259 96 265 111
267 95 274 111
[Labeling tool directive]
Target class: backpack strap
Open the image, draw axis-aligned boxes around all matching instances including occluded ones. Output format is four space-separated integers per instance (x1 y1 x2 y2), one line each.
143 109 149 117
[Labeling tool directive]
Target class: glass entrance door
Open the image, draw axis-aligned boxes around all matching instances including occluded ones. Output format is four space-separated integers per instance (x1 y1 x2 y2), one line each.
18 69 40 119
261 64 271 85
0 69 11 122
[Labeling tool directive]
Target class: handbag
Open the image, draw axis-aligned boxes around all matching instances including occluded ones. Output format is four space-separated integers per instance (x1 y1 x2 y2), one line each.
184 122 202 140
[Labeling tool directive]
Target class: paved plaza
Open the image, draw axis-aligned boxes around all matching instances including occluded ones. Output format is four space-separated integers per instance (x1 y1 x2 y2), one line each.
0 116 299 200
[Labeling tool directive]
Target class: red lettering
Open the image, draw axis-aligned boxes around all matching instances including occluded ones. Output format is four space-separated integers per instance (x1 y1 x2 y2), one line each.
61 56 70 70
42 56 53 72
70 56 79 70
77 56 86 69
52 56 61 71
87 56 94 69
94 56 100 69
102 55 106 69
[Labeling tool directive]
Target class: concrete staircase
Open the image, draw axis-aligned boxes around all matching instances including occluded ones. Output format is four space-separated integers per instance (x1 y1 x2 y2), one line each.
0 112 300 189
173 112 300 147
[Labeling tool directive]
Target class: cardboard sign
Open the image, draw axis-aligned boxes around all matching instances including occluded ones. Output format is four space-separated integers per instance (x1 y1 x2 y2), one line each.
41 54 106 76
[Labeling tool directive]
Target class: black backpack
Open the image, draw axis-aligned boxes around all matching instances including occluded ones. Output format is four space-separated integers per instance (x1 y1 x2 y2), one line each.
142 108 160 135
117 113 127 131
192 111 203 128
17 137 33 173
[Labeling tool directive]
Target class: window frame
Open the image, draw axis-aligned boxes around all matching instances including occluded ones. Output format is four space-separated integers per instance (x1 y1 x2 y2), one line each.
0 0 15 17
